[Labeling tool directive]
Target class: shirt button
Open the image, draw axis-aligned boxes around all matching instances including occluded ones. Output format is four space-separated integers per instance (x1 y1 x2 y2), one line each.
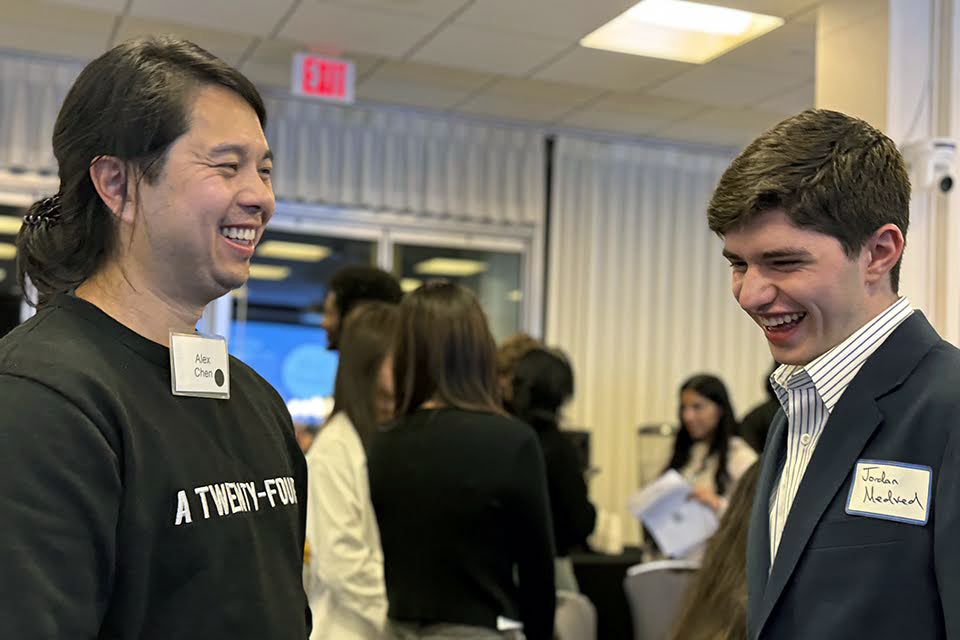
800 433 812 446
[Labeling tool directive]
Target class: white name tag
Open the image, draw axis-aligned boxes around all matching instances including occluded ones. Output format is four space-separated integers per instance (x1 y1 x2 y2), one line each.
845 459 931 525
169 332 230 399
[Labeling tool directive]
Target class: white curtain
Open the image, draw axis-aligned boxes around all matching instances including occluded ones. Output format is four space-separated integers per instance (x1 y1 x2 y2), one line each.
0 52 546 229
546 136 772 545
0 54 81 174
264 94 545 226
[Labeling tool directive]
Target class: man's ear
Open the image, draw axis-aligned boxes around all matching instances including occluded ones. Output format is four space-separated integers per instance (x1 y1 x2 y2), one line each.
89 156 135 223
863 223 905 288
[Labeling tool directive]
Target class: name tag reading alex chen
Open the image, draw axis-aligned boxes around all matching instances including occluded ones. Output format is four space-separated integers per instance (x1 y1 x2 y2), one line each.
846 459 932 525
170 332 230 399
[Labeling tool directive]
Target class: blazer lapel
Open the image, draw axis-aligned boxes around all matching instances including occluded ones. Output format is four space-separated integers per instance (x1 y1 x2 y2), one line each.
753 312 941 637
746 410 787 637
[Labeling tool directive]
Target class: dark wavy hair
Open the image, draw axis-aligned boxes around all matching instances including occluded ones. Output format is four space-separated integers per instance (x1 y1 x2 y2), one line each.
509 347 573 431
332 302 398 447
17 36 265 306
665 374 739 496
393 281 501 416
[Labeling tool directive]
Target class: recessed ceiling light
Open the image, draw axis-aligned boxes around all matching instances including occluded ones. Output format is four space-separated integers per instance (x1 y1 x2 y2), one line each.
0 216 22 235
248 263 291 280
414 258 488 277
400 278 422 293
0 243 16 260
581 0 784 64
256 240 330 262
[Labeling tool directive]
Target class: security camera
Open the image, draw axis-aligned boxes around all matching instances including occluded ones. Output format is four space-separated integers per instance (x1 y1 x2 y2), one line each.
901 138 958 194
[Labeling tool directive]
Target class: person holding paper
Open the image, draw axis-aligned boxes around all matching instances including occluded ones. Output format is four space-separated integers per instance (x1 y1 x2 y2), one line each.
708 108 960 640
665 374 757 513
0 37 309 639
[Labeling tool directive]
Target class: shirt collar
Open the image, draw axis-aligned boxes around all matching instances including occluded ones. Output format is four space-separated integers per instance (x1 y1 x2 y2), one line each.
770 297 913 412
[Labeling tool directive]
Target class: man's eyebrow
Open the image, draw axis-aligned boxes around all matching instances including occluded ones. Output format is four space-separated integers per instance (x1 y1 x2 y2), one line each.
760 248 813 260
722 249 743 261
208 145 273 162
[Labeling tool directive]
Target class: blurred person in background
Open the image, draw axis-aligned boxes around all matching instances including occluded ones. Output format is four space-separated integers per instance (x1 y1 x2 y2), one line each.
320 265 402 351
0 37 309 638
496 331 542 410
510 347 596 593
304 302 398 640
368 282 556 640
737 363 780 453
666 374 757 514
669 462 760 640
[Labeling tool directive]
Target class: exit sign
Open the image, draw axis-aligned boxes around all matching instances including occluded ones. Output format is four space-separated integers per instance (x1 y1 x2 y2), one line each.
291 53 355 104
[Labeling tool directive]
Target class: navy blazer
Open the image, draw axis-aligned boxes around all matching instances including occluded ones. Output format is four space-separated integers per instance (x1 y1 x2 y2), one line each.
747 312 960 639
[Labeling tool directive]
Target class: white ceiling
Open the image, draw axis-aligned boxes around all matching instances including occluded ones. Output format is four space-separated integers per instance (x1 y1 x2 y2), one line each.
0 0 837 148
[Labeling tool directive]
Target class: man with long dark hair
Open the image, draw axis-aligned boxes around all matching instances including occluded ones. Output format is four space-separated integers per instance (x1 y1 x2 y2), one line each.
0 37 308 638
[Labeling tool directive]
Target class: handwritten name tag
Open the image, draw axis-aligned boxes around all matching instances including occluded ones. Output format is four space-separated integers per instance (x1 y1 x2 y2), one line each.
845 459 932 525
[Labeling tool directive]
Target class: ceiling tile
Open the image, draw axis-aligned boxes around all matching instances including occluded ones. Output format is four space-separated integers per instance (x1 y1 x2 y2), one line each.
819 0 886 39
410 24 571 76
113 17 256 65
560 94 706 135
128 0 298 37
755 81 814 115
1 0 112 59
695 0 820 18
241 38 382 90
655 107 787 147
279 2 440 58
455 77 603 122
648 63 806 108
326 0 468 19
42 0 126 11
714 21 815 74
456 0 635 39
357 60 494 110
533 46 693 91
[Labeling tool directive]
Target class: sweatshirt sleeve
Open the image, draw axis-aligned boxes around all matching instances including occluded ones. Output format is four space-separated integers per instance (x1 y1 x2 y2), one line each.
509 432 557 640
0 375 121 639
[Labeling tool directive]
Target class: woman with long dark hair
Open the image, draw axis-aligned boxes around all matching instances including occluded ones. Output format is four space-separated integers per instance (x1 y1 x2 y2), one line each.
665 374 757 513
368 282 556 640
304 302 398 640
510 347 595 592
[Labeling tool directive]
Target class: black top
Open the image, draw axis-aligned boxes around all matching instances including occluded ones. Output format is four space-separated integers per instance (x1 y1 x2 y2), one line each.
738 398 778 453
368 408 556 640
0 295 309 640
531 421 596 556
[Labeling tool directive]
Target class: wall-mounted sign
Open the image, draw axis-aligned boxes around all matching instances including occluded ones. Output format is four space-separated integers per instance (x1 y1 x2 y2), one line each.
291 53 355 104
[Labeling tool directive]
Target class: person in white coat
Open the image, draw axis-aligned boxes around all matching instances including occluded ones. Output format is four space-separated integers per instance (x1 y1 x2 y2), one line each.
304 302 398 640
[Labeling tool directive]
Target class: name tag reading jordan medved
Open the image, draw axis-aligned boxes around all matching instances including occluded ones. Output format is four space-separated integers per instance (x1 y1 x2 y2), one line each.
169 332 230 399
845 459 932 525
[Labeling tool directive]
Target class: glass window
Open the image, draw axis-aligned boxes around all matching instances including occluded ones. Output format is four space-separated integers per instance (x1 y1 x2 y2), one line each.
230 229 377 424
393 244 523 341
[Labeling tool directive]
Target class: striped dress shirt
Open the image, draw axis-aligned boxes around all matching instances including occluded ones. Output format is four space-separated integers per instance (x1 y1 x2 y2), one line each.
768 297 914 563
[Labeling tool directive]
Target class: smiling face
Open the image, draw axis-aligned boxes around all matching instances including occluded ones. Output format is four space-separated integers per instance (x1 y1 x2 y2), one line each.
722 209 878 366
125 84 275 306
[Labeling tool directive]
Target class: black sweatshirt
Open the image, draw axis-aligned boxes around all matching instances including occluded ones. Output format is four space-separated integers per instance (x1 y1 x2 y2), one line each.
368 408 556 640
0 295 309 639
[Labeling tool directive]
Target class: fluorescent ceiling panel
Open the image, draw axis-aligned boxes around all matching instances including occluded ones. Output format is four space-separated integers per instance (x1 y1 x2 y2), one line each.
256 240 330 262
248 264 291 280
414 258 488 277
581 0 784 64
0 216 22 235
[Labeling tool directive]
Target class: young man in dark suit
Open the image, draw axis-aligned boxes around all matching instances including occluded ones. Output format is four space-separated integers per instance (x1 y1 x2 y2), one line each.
708 108 960 639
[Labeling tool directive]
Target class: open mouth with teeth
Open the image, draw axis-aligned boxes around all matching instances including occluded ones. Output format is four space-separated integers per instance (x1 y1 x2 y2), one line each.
760 312 807 333
220 226 256 246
